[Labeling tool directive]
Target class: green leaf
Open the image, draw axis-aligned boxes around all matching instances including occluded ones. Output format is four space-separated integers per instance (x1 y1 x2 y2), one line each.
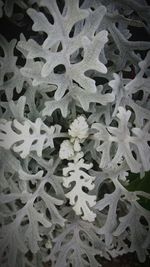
126 171 150 210
127 171 150 193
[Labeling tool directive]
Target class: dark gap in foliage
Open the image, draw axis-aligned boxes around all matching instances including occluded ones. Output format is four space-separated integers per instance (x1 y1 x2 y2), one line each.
82 253 90 263
97 181 115 201
123 64 135 79
46 208 51 220
35 32 48 46
128 25 150 42
134 49 148 60
42 147 55 158
33 57 42 62
56 0 65 14
54 64 66 74
69 19 85 38
21 215 29 226
139 216 148 226
70 47 84 64
0 106 6 114
0 9 33 40
32 139 38 145
90 7 95 11
40 130 46 135
109 119 118 128
29 180 37 190
12 86 26 101
131 150 137 160
11 122 21 133
143 73 148 78
24 103 30 117
4 72 14 82
79 0 85 7
82 186 89 193
106 60 113 67
110 142 118 159
69 25 75 38
79 230 86 241
45 91 55 98
29 127 33 134
39 6 54 25
0 17 21 40
16 198 26 208
0 46 4 57
44 182 52 193
0 91 7 101
132 90 143 101
34 196 42 206
114 49 120 55
117 199 128 216
25 250 33 261
57 41 63 52
64 181 76 191
43 116 54 126
28 158 40 173
16 48 26 66
93 77 108 86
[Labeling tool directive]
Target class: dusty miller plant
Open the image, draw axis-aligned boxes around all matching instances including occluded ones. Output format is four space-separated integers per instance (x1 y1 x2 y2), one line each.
0 0 150 266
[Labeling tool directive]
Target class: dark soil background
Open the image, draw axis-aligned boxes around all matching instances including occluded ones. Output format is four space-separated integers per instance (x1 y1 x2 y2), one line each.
43 253 150 267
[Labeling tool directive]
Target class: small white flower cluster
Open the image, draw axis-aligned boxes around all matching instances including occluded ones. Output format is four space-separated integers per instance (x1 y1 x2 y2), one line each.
59 140 74 160
59 116 89 160
68 116 89 140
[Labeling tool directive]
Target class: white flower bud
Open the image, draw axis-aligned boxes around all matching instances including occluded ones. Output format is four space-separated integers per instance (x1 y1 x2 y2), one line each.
73 138 81 152
59 140 74 160
45 239 52 249
68 116 89 140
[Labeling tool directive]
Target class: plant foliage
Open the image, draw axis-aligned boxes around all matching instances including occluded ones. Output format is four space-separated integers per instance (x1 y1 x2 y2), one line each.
0 0 150 266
